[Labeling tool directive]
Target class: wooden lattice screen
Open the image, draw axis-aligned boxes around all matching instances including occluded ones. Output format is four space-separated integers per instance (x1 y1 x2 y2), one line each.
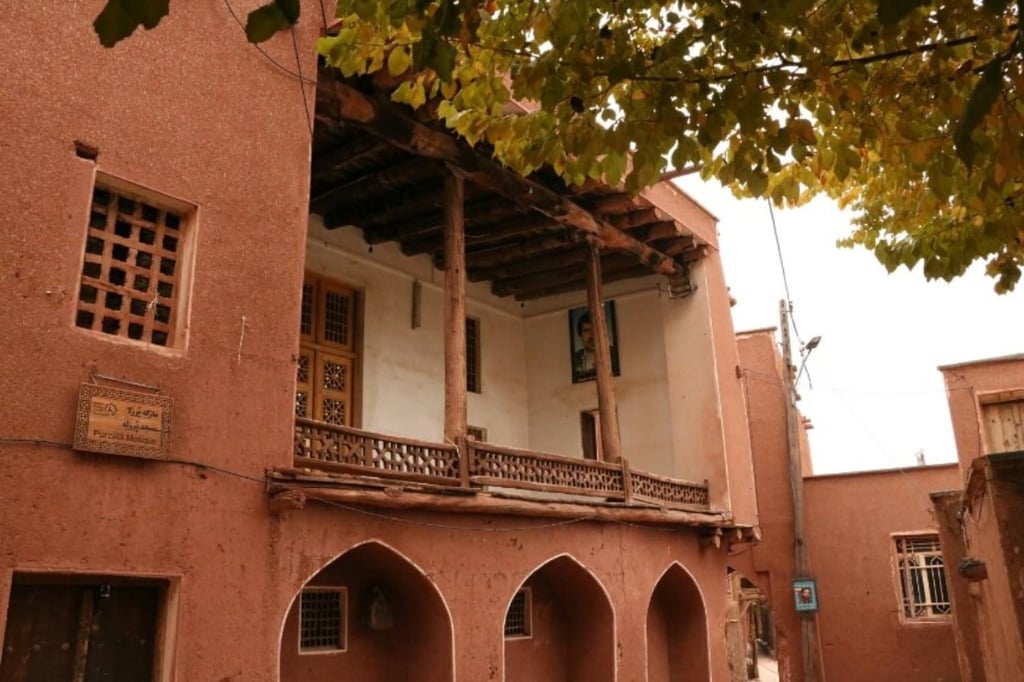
76 183 187 347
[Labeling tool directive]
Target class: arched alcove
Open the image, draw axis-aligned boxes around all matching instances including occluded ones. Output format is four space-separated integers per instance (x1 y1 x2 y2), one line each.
645 563 709 682
504 554 615 682
280 541 453 682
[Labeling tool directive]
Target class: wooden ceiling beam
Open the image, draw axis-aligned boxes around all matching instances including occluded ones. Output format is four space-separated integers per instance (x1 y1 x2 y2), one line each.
468 243 585 282
608 208 660 231
321 77 686 279
491 253 638 297
366 196 521 246
322 179 445 229
311 133 390 177
513 264 654 301
311 157 442 216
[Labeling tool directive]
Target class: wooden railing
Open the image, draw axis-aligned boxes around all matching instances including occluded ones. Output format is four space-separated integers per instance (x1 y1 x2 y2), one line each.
293 420 709 510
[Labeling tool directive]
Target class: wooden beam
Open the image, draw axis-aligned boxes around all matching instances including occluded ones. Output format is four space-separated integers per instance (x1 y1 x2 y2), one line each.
410 213 560 260
312 133 391 177
443 168 468 486
491 252 636 297
267 481 726 525
323 180 444 229
608 208 660 230
311 157 440 216
468 242 583 282
513 264 651 301
582 192 640 215
585 243 623 463
322 78 685 279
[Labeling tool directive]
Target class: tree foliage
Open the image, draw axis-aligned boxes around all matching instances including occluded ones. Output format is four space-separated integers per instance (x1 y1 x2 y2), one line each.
95 0 1024 291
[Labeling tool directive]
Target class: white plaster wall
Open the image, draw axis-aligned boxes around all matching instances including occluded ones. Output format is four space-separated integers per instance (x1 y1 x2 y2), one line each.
303 216 726 484
524 289 675 475
304 218 529 447
661 259 729 499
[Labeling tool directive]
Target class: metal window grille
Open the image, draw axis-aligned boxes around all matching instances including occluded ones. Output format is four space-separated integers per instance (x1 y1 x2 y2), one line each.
466 317 481 393
76 183 187 347
895 535 951 620
504 588 531 638
300 588 346 652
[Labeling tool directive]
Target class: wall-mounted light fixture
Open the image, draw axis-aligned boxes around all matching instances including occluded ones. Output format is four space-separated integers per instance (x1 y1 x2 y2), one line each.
366 586 394 631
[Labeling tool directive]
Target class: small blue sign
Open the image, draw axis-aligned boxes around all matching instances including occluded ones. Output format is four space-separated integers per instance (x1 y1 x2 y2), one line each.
793 578 818 612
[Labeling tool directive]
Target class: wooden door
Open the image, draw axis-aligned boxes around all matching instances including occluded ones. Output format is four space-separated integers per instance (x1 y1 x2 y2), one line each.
1 582 158 682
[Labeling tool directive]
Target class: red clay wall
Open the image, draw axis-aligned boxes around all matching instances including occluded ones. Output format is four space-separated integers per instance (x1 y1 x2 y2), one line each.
736 330 804 681
2 5 740 681
804 466 961 682
941 356 1024 469
0 2 319 680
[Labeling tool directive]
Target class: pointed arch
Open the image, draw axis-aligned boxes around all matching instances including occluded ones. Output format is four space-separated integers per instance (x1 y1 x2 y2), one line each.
645 562 710 682
279 540 454 682
504 553 616 682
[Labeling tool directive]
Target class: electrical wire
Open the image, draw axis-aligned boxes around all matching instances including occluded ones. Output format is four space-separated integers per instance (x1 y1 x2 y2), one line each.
222 0 317 85
767 200 806 348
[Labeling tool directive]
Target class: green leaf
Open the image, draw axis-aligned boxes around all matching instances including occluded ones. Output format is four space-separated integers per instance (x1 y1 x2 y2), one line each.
876 0 929 25
93 0 170 47
245 0 300 44
432 40 458 82
277 0 301 23
955 58 1004 167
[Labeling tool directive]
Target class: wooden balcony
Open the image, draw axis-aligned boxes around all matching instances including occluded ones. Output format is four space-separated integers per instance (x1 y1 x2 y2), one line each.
281 418 710 513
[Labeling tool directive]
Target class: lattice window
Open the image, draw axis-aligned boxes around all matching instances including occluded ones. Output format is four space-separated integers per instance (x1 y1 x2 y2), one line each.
466 316 481 393
895 535 951 621
298 274 359 427
299 587 346 652
76 180 191 347
504 588 532 638
300 280 315 339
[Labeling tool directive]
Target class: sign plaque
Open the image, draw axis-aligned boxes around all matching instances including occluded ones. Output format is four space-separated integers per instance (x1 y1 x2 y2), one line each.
74 383 172 459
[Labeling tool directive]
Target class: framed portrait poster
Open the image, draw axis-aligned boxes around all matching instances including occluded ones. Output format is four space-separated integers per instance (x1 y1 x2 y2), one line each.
569 301 621 384
793 578 819 612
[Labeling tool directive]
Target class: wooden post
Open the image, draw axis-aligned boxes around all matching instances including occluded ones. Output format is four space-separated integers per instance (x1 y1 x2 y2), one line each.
780 300 822 682
585 242 622 462
443 169 469 485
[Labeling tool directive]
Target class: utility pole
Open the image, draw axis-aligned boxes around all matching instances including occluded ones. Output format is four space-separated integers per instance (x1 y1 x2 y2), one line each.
779 300 822 682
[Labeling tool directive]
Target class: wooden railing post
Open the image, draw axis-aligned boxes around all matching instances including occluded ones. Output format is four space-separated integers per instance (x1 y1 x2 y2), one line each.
621 458 634 505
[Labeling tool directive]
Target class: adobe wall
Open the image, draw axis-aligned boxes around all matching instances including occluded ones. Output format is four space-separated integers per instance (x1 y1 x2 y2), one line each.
940 356 1024 470
0 1 322 680
266 506 732 681
735 330 803 681
804 465 961 682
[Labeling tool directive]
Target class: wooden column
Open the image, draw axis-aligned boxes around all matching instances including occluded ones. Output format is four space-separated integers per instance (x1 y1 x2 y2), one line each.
443 168 469 484
584 242 622 462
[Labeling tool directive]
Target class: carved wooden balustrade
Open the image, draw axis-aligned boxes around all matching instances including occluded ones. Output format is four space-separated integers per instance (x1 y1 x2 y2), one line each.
294 419 710 511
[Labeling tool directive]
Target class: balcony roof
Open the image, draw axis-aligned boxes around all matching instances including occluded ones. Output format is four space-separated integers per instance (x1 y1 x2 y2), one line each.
310 70 710 301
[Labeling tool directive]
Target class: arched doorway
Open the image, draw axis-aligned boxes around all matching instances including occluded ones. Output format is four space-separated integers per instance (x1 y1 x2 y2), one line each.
504 555 615 682
645 563 709 682
279 541 453 682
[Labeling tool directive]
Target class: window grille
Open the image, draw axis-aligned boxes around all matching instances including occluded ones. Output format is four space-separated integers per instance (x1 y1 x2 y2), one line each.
466 317 481 393
504 588 531 638
300 588 346 652
895 535 951 620
76 182 190 347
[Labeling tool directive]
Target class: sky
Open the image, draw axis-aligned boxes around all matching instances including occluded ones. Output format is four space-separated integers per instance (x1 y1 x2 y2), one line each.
677 176 1023 475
